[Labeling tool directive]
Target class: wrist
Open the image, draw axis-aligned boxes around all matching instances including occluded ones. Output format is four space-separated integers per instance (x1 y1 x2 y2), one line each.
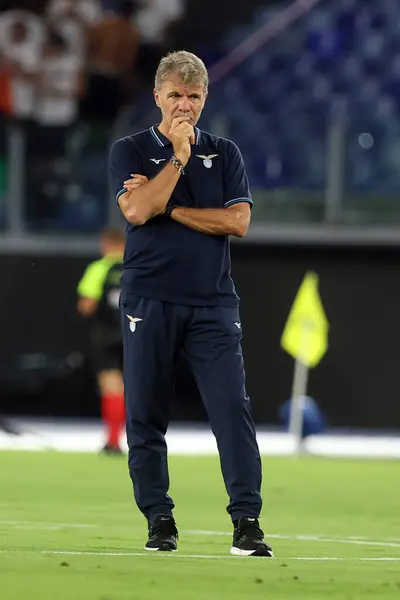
172 152 189 167
164 203 178 218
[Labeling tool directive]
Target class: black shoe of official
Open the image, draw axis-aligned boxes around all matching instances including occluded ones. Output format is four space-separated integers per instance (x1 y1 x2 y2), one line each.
230 517 274 557
101 443 123 455
145 514 178 552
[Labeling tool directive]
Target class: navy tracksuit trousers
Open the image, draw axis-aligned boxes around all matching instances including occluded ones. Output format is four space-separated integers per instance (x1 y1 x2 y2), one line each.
120 292 262 524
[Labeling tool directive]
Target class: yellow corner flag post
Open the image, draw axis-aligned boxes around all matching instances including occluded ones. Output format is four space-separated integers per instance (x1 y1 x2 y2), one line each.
281 271 329 454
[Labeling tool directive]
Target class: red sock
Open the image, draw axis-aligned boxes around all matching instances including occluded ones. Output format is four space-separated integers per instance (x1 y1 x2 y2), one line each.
101 393 125 447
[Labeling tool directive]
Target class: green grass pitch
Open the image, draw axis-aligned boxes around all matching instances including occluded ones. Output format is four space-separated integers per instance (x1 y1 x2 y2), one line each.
1 451 400 599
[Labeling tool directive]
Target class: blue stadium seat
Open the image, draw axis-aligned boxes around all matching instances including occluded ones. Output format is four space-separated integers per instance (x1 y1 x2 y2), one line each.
208 0 400 192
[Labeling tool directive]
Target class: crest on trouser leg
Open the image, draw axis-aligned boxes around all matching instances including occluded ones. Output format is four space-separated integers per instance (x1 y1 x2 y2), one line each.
126 315 143 332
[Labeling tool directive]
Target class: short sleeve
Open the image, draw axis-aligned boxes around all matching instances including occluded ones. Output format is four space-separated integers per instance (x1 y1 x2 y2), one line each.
109 137 143 204
77 260 109 300
223 141 253 208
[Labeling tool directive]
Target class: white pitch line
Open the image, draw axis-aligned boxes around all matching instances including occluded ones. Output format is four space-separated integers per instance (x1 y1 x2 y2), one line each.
2 521 400 550
186 530 400 549
0 549 256 560
1 549 400 562
0 520 95 529
38 552 400 562
42 551 250 559
289 557 400 562
272 535 400 549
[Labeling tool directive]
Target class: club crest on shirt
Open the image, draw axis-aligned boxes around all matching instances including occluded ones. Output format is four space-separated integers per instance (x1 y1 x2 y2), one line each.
196 154 218 169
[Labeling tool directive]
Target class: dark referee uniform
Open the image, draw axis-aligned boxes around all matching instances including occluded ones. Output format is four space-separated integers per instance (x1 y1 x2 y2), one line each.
77 254 124 372
109 125 262 524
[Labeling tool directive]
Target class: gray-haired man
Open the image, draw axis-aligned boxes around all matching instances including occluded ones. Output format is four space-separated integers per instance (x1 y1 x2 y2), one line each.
109 50 273 557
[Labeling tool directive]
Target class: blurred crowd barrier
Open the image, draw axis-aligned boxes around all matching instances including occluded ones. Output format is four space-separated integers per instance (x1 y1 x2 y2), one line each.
1 0 400 240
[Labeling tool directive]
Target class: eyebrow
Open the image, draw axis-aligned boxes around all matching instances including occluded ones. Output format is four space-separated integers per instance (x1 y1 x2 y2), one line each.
167 91 201 98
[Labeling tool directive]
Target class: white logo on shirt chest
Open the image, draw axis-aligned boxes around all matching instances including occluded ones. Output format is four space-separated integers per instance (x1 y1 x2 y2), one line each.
150 158 166 165
196 154 219 169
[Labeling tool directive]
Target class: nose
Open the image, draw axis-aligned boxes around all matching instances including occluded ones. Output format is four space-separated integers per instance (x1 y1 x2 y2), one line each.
178 96 191 113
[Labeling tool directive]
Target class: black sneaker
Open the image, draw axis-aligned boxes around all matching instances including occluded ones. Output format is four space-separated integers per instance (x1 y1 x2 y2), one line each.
145 514 178 552
101 443 123 455
231 517 274 557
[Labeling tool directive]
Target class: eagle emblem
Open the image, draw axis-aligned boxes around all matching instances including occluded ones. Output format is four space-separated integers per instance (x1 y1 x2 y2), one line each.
196 154 219 169
126 315 143 333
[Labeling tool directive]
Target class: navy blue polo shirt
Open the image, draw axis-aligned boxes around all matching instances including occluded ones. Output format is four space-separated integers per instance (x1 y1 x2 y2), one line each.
109 125 253 307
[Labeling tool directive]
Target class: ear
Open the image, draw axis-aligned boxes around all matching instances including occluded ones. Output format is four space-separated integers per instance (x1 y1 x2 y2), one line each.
153 88 160 107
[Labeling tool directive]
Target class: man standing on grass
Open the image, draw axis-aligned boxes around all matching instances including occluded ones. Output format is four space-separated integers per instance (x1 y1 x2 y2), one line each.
109 50 273 557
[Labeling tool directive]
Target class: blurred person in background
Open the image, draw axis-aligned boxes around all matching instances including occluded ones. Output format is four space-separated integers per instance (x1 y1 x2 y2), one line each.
45 0 102 26
27 28 85 225
80 0 139 126
33 29 85 153
0 9 44 122
110 50 273 557
134 0 183 46
44 0 102 64
77 227 126 455
0 8 45 223
132 0 184 88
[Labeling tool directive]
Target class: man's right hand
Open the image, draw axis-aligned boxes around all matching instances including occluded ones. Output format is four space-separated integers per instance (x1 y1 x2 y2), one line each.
169 116 195 166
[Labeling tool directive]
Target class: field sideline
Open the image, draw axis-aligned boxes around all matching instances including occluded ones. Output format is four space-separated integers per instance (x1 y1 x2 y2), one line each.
1 452 400 599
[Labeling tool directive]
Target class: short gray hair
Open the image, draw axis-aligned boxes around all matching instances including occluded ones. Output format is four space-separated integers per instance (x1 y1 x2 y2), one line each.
155 50 209 92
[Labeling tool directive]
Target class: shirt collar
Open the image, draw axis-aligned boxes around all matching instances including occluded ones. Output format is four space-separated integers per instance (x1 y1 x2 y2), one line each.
150 125 201 147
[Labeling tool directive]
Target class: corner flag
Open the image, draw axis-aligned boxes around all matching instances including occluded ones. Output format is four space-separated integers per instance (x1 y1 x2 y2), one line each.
281 271 328 368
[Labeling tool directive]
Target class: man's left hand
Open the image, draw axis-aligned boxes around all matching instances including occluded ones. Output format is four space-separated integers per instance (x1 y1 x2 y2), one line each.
123 174 174 218
123 174 149 191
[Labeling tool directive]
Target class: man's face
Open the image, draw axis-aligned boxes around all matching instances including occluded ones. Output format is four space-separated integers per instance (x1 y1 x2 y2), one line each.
154 75 207 128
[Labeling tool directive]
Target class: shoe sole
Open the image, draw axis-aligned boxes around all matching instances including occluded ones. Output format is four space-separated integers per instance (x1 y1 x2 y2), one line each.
230 546 274 557
144 545 177 552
